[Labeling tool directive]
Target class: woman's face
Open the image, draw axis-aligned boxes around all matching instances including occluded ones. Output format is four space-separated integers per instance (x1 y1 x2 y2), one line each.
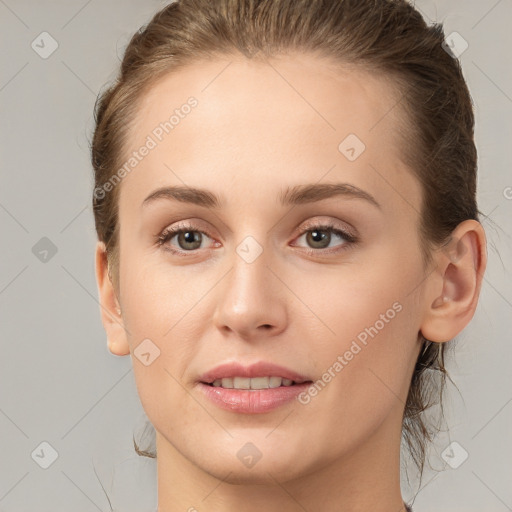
107 53 430 481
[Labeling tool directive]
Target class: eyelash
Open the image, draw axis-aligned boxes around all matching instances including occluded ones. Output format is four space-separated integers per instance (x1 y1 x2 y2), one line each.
156 221 357 257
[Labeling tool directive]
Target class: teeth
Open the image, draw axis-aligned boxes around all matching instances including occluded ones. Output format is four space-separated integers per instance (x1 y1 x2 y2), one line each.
249 376 269 389
233 377 251 389
269 376 282 388
220 377 233 388
210 376 296 389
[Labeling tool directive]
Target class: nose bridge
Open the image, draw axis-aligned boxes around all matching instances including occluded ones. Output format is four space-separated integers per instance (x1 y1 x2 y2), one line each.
228 234 272 311
212 233 286 337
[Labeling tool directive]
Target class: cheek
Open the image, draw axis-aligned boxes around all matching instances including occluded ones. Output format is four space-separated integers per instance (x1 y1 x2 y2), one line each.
293 252 422 413
293 299 418 460
119 253 209 405
291 254 418 347
119 248 199 336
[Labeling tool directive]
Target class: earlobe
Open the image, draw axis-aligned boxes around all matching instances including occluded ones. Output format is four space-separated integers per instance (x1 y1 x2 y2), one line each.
107 337 130 356
420 220 487 343
95 241 131 356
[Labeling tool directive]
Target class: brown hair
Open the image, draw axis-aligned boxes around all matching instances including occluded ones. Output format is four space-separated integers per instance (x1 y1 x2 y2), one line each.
91 0 481 482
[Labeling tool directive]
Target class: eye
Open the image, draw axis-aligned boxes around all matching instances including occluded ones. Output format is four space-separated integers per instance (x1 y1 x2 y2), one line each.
156 223 217 255
293 222 357 255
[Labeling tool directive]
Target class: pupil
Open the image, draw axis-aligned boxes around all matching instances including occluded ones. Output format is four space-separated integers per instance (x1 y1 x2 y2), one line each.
180 231 201 249
308 229 329 248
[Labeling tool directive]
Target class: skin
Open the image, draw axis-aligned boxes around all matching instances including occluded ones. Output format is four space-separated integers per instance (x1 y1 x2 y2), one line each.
95 53 486 512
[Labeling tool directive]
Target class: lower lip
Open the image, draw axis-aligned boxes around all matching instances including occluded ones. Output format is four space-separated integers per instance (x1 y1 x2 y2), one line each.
197 382 313 414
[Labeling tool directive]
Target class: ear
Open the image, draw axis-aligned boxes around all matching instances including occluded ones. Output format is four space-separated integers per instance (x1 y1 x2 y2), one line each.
420 219 487 343
95 241 131 356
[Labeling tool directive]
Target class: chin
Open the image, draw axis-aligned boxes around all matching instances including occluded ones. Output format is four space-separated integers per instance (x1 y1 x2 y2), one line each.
203 458 307 485
190 440 315 485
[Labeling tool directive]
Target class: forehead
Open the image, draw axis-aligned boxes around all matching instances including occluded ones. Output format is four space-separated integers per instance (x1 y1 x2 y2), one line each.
118 53 420 217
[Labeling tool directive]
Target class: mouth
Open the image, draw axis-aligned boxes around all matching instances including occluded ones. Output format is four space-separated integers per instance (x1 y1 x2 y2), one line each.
202 376 313 389
197 377 315 414
196 361 314 412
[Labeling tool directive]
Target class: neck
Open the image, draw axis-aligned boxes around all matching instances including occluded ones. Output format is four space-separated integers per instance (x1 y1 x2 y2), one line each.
156 404 408 512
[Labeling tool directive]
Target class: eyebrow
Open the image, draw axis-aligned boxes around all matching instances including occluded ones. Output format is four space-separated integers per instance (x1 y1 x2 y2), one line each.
142 182 381 210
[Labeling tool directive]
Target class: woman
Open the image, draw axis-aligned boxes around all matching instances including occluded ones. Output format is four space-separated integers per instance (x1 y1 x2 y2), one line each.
91 1 487 510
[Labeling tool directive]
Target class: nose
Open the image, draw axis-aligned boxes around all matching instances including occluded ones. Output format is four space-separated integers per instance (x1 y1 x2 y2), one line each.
212 241 287 341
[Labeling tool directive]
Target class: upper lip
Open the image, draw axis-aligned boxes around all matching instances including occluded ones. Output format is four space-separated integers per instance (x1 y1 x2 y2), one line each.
198 361 312 384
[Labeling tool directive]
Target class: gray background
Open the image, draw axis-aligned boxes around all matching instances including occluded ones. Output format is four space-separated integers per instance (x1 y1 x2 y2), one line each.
0 0 511 511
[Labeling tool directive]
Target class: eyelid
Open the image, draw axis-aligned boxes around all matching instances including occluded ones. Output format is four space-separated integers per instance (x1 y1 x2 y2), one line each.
297 217 357 239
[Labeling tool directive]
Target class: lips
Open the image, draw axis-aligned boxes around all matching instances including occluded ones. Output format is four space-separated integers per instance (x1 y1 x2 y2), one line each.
198 361 312 385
